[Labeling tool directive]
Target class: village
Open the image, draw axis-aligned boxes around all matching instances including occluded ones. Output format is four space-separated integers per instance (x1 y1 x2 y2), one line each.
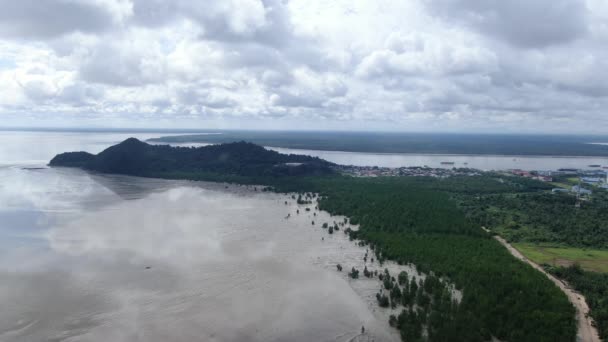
509 167 608 196
336 164 608 198
336 164 482 178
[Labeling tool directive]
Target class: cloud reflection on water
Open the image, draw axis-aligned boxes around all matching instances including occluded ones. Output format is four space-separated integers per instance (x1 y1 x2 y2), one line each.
1 171 399 342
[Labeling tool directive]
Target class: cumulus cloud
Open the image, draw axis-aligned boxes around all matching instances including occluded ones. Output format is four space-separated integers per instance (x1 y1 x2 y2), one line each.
0 0 130 39
356 32 497 79
425 0 589 48
132 0 293 45
0 0 607 132
79 36 168 86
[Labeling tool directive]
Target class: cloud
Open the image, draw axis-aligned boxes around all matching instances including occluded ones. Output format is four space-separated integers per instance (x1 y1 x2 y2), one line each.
356 32 497 79
78 37 167 87
426 0 589 48
132 0 293 46
0 0 129 39
0 0 607 133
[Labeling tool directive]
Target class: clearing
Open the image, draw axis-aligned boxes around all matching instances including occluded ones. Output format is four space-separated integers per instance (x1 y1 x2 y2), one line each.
514 243 608 273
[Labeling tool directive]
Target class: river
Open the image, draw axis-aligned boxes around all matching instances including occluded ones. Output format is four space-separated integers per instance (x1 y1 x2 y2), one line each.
158 140 608 171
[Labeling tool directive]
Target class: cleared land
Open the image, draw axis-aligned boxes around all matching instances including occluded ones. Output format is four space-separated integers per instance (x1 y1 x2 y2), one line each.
514 243 608 273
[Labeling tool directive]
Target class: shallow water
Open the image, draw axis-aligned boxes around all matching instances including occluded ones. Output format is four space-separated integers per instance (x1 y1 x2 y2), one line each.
1 172 411 341
0 131 411 342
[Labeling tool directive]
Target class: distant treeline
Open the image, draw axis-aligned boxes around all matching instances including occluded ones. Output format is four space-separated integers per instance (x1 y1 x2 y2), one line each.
50 140 576 341
149 131 608 156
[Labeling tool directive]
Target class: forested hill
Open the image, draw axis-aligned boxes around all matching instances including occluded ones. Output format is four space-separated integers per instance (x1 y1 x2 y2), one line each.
49 138 335 178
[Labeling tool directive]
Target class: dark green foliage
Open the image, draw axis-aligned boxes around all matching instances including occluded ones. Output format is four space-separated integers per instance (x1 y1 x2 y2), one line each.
398 271 408 285
389 314 397 327
50 138 334 178
48 151 94 167
384 275 394 290
376 292 390 307
549 264 608 340
410 278 418 295
349 267 359 279
390 284 402 302
397 308 424 341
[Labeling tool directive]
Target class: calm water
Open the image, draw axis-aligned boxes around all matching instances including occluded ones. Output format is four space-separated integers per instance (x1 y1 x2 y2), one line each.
162 140 608 171
270 148 608 171
0 131 410 342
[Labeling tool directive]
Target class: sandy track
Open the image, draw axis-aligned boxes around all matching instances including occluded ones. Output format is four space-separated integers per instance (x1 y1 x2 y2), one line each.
493 235 600 342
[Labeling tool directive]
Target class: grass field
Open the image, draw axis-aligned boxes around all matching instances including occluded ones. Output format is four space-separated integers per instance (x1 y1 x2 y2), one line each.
514 243 608 273
549 182 571 189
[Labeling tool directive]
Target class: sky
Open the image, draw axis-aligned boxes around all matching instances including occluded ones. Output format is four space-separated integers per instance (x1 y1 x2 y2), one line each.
0 0 606 133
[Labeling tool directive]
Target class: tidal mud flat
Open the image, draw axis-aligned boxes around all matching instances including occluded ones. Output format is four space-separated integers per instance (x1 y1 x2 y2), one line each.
0 169 458 342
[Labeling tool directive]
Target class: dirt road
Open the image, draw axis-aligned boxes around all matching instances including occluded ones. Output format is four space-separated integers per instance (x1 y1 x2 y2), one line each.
493 235 600 342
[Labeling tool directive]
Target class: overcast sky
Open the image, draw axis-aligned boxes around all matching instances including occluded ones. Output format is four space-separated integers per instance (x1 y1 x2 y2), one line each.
0 0 606 133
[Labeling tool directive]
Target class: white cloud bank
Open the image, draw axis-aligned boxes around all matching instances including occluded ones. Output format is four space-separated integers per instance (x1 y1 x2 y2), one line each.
0 0 606 133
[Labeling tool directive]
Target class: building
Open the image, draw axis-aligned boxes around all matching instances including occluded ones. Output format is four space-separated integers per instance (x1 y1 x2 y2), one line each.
572 185 592 195
511 169 531 177
581 177 602 184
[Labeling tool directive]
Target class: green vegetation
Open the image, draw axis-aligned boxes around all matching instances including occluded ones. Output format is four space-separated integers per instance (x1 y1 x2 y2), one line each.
515 243 608 273
457 174 608 341
458 188 608 249
275 176 575 341
548 264 608 340
50 141 577 341
377 267 458 336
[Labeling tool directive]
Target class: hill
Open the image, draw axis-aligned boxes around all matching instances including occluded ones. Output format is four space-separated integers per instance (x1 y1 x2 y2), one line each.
49 138 335 178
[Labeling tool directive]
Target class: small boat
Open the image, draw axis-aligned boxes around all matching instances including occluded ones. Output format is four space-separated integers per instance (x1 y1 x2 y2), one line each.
589 164 601 167
440 161 455 165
